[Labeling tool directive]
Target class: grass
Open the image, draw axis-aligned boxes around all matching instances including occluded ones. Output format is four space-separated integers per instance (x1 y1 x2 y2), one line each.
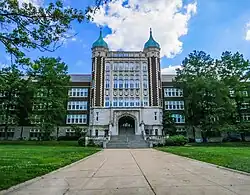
0 144 100 190
157 142 250 173
0 140 80 146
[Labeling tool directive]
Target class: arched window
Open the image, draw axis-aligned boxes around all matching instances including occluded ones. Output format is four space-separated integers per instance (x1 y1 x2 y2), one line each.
119 63 124 71
143 80 148 88
135 97 140 107
130 97 134 106
105 97 110 107
105 80 110 89
124 74 129 88
105 63 110 72
125 63 129 71
119 78 123 88
135 79 140 88
113 75 118 88
143 63 147 71
130 79 134 88
135 63 140 71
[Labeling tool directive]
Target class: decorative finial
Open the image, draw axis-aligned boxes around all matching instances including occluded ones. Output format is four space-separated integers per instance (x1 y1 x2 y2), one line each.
150 28 152 37
100 27 103 37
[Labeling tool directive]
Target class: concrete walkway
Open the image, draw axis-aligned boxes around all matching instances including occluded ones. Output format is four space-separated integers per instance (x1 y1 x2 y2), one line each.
2 149 250 195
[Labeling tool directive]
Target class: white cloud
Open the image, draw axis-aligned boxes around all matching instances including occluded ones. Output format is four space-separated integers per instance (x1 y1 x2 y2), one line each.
161 65 182 75
92 0 197 58
246 22 250 41
18 0 43 7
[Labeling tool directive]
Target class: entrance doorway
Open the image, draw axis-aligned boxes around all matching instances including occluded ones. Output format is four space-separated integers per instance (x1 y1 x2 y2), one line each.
118 116 135 135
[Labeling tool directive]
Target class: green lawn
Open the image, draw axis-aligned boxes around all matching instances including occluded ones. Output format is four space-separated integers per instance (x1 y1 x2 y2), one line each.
158 143 250 173
0 144 100 190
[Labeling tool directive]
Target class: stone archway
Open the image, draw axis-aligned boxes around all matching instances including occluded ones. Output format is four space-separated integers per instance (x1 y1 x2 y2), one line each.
118 116 135 135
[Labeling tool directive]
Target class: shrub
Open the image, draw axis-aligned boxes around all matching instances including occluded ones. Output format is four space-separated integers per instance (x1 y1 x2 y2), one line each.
57 136 79 141
78 137 85 147
87 139 96 147
165 135 188 146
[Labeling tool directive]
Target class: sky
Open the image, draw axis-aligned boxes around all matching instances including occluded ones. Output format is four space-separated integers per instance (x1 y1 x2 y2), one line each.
1 0 250 74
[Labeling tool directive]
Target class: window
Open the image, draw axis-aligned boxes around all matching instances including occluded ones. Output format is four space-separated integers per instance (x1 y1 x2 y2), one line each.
143 64 147 71
95 129 98 137
105 97 110 107
143 81 148 88
119 97 123 107
135 80 140 88
125 98 129 107
119 79 123 88
130 80 134 88
130 98 134 106
105 80 110 89
0 128 14 138
130 63 134 71
105 64 110 72
135 98 140 107
242 113 250 121
113 63 118 71
124 79 129 88
241 91 248 97
29 128 41 138
164 88 183 97
172 114 185 123
154 112 157 120
119 63 124 71
96 112 99 121
143 97 148 107
113 97 118 107
125 63 129 71
66 115 87 124
155 129 158 136
67 101 88 110
135 63 140 71
241 103 249 109
113 75 118 88
68 88 88 97
165 101 184 110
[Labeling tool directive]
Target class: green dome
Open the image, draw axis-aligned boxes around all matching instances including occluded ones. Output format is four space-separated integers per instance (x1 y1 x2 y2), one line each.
92 29 108 48
144 29 160 49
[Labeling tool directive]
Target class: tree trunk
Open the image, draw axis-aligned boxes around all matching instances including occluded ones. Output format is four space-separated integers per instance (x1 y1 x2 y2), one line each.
56 126 59 140
4 124 8 140
240 133 246 142
20 126 24 140
192 126 196 142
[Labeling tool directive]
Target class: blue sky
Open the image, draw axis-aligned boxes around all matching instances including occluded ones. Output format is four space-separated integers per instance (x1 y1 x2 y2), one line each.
1 0 250 74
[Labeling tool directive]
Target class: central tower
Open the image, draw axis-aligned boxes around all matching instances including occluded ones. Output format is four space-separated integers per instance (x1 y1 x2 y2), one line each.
89 29 163 137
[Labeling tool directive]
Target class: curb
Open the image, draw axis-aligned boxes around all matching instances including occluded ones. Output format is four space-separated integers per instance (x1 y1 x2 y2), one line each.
0 150 103 195
156 149 250 176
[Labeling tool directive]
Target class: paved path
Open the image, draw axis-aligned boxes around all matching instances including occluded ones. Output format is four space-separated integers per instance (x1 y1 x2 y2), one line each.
3 149 250 195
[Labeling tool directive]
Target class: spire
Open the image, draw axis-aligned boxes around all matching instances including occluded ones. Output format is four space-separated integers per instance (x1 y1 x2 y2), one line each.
92 27 108 49
144 28 160 49
99 27 103 37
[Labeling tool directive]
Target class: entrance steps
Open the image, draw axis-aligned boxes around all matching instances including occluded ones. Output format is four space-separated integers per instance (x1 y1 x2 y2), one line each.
106 135 149 149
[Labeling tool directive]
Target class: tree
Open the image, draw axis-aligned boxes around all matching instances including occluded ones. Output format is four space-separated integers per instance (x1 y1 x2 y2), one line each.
217 51 250 140
0 0 106 64
162 111 176 136
176 51 235 141
0 65 23 139
29 57 70 140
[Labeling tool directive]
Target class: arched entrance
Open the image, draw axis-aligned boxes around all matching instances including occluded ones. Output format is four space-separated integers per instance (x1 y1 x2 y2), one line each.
118 116 135 135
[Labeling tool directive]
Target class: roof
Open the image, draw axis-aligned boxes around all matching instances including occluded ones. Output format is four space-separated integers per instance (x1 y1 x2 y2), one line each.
144 28 160 49
92 30 108 49
69 74 176 83
70 74 92 82
161 74 176 82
